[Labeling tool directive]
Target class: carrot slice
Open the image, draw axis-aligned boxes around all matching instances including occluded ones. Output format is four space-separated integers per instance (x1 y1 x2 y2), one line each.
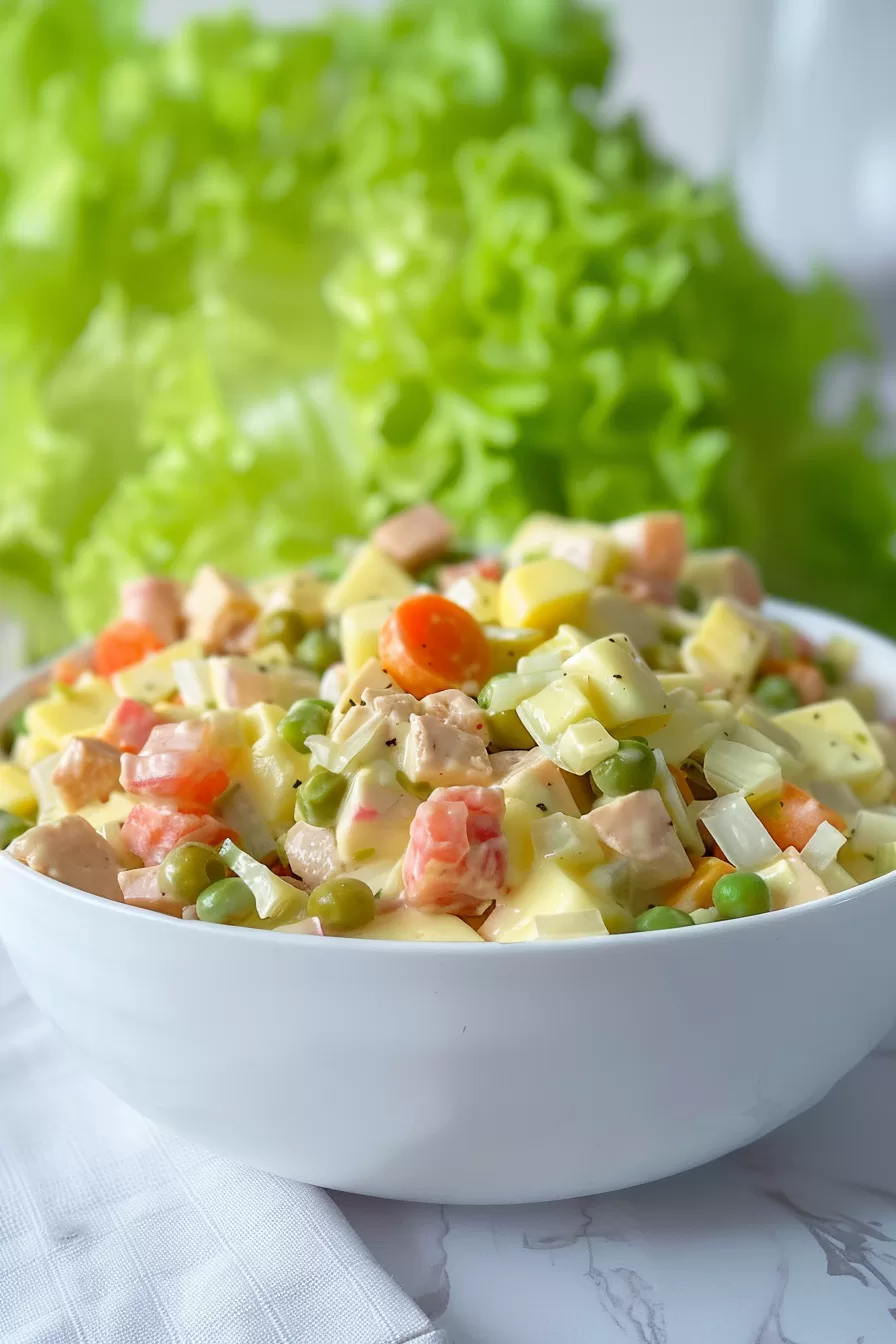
756 782 846 851
670 765 694 805
379 594 490 699
663 857 735 913
94 620 165 678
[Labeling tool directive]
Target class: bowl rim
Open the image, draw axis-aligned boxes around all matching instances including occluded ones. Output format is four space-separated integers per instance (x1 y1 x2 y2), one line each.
2 596 894 958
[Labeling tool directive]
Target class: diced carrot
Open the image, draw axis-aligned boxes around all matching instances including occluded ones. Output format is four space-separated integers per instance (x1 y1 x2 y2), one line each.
94 620 165 678
663 856 735 913
756 782 846 852
670 765 694 804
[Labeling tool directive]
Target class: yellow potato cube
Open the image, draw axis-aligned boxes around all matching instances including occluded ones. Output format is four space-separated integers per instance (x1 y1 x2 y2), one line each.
517 679 593 747
556 719 617 775
480 860 609 942
324 545 416 616
681 599 768 693
444 575 500 625
348 911 484 942
775 699 885 786
564 633 670 732
24 677 119 750
0 763 37 818
112 640 204 702
339 599 394 677
483 625 547 675
498 559 590 632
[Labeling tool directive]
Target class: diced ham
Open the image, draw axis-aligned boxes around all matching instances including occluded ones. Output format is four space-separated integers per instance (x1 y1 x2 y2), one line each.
120 718 229 808
283 819 342 889
586 790 693 887
437 557 502 591
402 785 508 915
9 815 123 901
612 512 686 604
419 689 489 741
121 804 234 866
120 577 184 646
101 699 165 753
118 865 184 917
373 503 456 573
51 737 123 813
183 565 259 653
404 715 492 788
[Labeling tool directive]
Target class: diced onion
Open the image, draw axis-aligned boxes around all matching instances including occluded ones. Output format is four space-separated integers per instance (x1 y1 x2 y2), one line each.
799 820 847 875
699 793 781 870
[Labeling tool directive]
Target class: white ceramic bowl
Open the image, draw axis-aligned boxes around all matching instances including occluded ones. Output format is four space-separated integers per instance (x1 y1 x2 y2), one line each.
2 600 896 1205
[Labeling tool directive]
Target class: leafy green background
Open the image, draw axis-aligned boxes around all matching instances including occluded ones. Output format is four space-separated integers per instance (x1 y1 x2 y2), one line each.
1 0 894 655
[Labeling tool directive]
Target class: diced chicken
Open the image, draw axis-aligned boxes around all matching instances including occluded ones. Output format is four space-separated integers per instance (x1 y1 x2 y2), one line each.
586 790 693 887
120 577 184 646
419 689 489 742
51 737 123 813
404 715 492 788
437 556 502 591
101 698 165 754
611 512 686 604
283 819 343 890
371 692 420 727
208 657 318 711
402 785 508 915
372 503 456 573
118 865 183 917
183 565 259 653
488 750 532 780
9 815 123 901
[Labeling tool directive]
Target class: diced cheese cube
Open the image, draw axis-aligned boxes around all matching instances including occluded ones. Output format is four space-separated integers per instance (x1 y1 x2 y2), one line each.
444 575 500 625
479 860 603 942
498 750 581 817
335 761 417 864
340 599 395 677
517 680 593 750
756 848 829 910
681 599 768 693
564 633 670 732
498 559 590 632
556 719 617 774
111 640 204 702
324 544 416 616
0 762 36 818
483 625 546 675
775 699 885 786
24 677 119 750
349 911 484 942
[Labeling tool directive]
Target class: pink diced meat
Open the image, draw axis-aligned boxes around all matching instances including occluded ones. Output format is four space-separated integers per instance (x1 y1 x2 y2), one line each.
402 785 508 915
586 790 692 887
102 698 165 753
373 504 455 572
120 577 184 646
612 512 686 604
121 804 235 867
51 736 122 812
419 689 489 741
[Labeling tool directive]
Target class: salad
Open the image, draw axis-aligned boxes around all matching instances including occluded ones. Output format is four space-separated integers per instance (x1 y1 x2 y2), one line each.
2 506 894 943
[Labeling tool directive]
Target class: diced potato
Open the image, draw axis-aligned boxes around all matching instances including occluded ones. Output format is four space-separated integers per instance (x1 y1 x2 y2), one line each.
498 559 590 632
324 544 416 616
498 750 581 817
703 740 782 809
444 575 500 625
581 587 660 650
0 762 36 818
502 797 537 887
340 599 395 677
681 599 768 693
517 680 593 754
349 910 484 942
24 677 119 751
756 848 829 910
556 719 617 775
480 670 555 714
775 699 885 787
335 761 417 864
111 640 204 702
482 625 546 675
564 633 670 732
657 673 706 695
530 813 606 870
238 720 313 832
480 860 604 942
517 625 590 674
533 909 610 940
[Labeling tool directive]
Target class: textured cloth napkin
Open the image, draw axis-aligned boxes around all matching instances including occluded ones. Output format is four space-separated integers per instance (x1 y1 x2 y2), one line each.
0 949 447 1344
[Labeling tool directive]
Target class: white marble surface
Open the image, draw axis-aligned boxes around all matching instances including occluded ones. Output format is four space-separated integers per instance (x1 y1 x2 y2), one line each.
337 1031 896 1344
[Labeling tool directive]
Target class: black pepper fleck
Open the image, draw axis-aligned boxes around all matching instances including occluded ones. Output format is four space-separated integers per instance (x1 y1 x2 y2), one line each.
293 780 301 789
536 802 548 812
612 674 622 680
385 738 397 748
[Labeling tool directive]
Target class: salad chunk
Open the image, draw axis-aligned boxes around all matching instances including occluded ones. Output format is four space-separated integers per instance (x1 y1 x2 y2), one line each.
3 507 893 943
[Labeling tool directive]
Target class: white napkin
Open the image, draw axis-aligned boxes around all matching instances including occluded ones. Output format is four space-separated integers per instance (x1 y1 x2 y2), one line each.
0 950 447 1344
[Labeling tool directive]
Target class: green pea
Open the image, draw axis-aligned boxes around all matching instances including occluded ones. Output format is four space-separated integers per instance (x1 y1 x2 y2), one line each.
634 906 694 932
307 877 377 933
296 629 342 675
753 674 801 713
591 739 656 796
278 698 334 753
712 871 771 920
676 582 700 613
254 607 306 651
158 843 227 905
0 810 30 850
196 877 257 925
297 768 347 827
816 657 839 686
486 709 534 750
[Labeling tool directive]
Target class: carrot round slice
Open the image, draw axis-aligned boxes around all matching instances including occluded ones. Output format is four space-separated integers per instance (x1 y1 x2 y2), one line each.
379 594 490 699
94 620 165 678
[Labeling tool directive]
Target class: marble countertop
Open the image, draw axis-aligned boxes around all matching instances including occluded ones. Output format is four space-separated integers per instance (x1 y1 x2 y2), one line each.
337 1032 896 1344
